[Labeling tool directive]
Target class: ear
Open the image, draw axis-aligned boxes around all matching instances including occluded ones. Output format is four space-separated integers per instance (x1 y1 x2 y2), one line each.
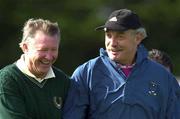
135 32 144 45
21 43 29 53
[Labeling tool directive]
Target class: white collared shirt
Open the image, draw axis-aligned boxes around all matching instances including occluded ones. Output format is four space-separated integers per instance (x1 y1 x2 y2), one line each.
16 55 55 83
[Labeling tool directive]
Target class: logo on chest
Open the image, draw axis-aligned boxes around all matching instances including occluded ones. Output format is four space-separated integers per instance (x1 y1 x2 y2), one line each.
148 81 158 96
53 96 62 109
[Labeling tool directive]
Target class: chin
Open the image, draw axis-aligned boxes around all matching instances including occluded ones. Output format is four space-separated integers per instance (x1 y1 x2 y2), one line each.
109 55 120 62
109 56 117 61
39 67 49 73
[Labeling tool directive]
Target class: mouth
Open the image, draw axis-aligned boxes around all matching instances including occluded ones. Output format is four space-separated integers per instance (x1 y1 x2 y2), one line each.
107 48 124 56
40 60 51 66
110 51 119 56
109 48 123 52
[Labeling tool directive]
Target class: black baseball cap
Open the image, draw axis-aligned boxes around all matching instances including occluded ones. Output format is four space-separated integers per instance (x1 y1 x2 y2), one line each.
95 9 142 31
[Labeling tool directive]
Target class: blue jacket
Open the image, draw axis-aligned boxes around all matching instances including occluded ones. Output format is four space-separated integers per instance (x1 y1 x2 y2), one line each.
63 45 180 119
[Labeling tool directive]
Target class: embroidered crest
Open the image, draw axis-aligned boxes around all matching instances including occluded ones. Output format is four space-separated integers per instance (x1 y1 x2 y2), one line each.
53 96 62 109
148 81 158 96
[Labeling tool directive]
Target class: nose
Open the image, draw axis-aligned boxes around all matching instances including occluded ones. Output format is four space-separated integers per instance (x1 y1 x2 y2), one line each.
45 51 55 61
110 37 118 47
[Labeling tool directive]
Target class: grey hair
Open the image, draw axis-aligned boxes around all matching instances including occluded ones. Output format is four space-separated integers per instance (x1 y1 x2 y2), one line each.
19 18 60 48
135 27 147 40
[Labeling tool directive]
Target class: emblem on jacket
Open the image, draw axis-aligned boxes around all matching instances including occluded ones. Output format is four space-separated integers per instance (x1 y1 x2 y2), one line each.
53 96 62 109
148 81 158 96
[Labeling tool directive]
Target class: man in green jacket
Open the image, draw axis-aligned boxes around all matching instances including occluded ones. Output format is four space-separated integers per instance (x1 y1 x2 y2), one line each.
0 18 70 119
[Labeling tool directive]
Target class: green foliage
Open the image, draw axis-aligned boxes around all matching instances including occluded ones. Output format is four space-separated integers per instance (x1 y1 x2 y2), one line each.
0 0 180 76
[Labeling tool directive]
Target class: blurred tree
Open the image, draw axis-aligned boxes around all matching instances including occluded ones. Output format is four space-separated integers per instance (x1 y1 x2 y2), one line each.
0 0 180 76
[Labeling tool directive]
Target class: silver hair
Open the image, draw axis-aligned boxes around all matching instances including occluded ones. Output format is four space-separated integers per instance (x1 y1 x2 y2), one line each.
135 27 147 39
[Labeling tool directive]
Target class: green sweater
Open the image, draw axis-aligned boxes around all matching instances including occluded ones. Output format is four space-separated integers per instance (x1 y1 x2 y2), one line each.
0 64 70 119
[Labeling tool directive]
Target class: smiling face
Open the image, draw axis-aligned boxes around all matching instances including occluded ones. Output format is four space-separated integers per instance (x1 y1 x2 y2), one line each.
22 31 59 78
105 29 142 65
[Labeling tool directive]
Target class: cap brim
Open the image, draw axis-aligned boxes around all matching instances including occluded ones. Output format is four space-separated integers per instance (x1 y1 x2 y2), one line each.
95 24 128 31
95 25 105 31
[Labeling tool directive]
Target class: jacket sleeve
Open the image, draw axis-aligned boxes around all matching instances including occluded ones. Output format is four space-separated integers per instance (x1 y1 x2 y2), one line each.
166 76 180 119
0 73 31 119
63 65 90 119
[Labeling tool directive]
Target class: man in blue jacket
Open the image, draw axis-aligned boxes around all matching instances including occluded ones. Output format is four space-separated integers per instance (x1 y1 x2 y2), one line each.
63 9 180 119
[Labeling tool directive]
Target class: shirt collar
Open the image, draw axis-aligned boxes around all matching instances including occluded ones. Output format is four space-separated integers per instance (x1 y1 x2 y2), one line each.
118 63 135 69
16 55 55 83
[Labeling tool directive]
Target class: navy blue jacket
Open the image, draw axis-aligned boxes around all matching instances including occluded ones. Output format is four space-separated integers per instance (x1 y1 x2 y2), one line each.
63 45 180 119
